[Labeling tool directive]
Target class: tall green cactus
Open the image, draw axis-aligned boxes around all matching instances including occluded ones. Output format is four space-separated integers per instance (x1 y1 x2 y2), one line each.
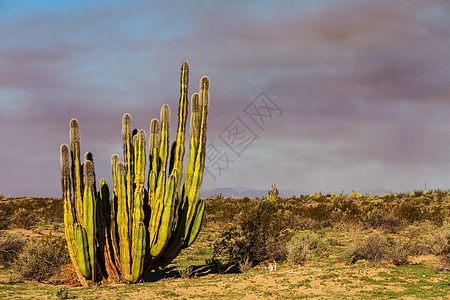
268 184 279 201
60 62 210 286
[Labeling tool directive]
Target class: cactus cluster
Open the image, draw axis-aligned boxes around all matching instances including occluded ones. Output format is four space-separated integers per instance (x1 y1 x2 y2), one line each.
60 62 210 285
268 184 279 201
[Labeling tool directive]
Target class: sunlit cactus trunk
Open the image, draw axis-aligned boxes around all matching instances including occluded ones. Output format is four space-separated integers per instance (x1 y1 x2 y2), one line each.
60 62 210 286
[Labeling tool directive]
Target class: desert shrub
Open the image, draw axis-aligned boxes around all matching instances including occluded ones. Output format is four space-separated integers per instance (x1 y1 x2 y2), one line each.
0 209 9 230
390 230 421 266
10 208 39 229
394 199 430 223
54 286 70 300
333 199 362 224
428 219 450 268
14 234 70 282
302 203 334 225
286 232 328 266
413 190 424 197
429 206 447 226
433 189 448 202
361 233 390 263
52 263 80 286
286 235 309 266
238 257 253 273
379 214 404 234
342 232 421 266
213 200 290 265
179 266 195 278
342 233 390 265
0 234 24 266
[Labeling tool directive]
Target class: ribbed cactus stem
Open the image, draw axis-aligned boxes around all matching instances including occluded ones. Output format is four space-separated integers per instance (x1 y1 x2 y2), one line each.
116 162 131 281
159 105 170 173
184 77 209 239
110 154 121 273
173 62 189 181
150 172 177 258
122 113 134 238
74 223 92 279
184 93 200 198
149 170 166 247
149 119 159 173
131 130 146 279
163 76 209 258
61 144 78 276
82 159 96 283
70 118 83 222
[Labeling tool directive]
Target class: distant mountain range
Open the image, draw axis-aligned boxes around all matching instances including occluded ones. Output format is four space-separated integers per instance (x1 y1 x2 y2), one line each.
199 186 390 199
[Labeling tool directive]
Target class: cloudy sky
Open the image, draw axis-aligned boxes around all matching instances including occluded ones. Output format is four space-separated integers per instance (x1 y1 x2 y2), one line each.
0 0 449 197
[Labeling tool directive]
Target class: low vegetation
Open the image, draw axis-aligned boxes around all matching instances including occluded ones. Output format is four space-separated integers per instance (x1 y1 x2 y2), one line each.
0 192 449 298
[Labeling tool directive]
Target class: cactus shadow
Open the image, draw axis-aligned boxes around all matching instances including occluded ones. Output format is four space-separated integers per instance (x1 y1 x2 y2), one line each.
142 263 240 282
142 267 179 282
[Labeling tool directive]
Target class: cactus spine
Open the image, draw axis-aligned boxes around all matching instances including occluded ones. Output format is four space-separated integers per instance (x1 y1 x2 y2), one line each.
61 62 210 285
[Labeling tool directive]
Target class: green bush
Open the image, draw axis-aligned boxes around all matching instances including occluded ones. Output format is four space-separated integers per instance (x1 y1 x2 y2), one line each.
213 200 290 265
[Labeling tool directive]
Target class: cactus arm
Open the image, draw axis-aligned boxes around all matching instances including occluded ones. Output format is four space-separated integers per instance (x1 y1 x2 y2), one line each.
116 162 131 281
82 159 97 283
130 222 146 282
70 118 83 222
129 130 147 283
183 93 200 198
61 144 75 253
98 178 121 283
184 199 205 248
148 119 160 176
159 105 170 173
61 144 87 282
173 62 189 180
122 113 134 239
183 76 210 240
74 223 92 279
132 130 146 241
148 170 166 247
164 77 209 258
150 172 177 258
110 154 122 273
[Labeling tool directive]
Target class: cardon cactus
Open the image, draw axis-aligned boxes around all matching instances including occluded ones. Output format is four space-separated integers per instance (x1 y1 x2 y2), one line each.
60 62 210 285
268 184 279 201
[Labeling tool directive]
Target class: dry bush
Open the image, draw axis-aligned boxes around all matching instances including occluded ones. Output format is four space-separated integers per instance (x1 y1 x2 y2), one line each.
342 233 390 265
286 232 328 266
390 230 421 266
343 232 421 266
14 234 70 282
286 235 309 266
0 234 24 266
52 263 80 286
428 219 450 268
179 266 194 279
11 208 39 230
238 257 253 273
